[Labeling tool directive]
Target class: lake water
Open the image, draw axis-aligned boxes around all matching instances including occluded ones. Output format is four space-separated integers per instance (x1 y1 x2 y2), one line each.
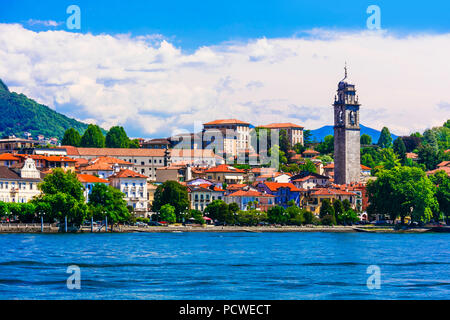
0 232 449 299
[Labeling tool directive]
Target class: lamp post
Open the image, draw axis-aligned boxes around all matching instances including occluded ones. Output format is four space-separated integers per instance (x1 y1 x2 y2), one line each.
104 211 108 232
91 215 94 233
39 212 45 233
64 215 68 233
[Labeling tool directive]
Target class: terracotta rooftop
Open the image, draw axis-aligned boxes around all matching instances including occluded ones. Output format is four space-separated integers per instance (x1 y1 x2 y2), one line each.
77 174 109 184
63 147 166 157
259 123 304 129
302 149 320 155
203 119 250 126
262 182 302 192
205 164 245 173
227 190 274 197
310 188 356 196
109 169 148 179
0 153 20 161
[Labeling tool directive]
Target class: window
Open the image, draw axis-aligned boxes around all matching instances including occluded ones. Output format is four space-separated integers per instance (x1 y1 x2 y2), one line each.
141 169 145 174
141 161 144 165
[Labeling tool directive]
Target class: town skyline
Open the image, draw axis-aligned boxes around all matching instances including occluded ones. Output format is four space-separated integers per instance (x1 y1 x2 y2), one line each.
1 2 450 139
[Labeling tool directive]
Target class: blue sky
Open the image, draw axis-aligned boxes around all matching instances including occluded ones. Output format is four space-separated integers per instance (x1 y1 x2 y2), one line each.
2 0 450 49
0 1 449 138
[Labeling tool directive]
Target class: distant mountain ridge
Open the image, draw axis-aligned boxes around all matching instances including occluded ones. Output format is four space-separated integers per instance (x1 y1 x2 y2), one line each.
309 124 398 143
0 79 89 140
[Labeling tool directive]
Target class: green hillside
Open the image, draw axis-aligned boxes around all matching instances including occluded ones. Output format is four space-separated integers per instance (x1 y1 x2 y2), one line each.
0 79 89 139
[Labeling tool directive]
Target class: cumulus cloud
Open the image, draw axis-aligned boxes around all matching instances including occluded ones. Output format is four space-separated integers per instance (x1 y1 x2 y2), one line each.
0 23 449 138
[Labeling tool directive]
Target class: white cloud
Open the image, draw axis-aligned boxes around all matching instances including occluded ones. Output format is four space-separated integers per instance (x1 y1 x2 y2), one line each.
0 23 449 138
26 19 62 27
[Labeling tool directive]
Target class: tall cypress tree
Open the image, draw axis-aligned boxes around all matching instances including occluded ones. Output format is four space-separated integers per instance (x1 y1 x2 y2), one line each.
393 137 407 163
377 127 393 148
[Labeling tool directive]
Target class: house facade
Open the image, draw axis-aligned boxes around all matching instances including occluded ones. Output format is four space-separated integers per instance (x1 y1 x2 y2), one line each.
109 169 149 216
0 158 42 203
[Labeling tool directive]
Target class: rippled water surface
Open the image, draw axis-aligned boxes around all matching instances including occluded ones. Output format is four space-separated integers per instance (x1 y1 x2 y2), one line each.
0 232 449 299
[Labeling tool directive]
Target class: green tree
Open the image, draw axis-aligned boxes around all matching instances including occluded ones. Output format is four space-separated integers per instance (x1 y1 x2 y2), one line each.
367 166 438 224
188 209 205 224
204 200 232 224
377 127 393 148
393 137 407 163
380 148 400 170
105 126 130 148
360 134 372 145
0 201 8 218
278 129 290 155
286 204 304 225
80 124 105 148
342 199 351 212
429 170 450 222
418 144 440 170
17 203 37 223
61 128 81 147
302 209 314 225
128 139 141 148
319 199 335 219
88 183 130 228
267 205 287 224
333 199 345 224
32 168 87 226
303 130 313 144
228 202 240 214
152 181 190 220
316 135 334 154
159 204 176 223
299 159 317 173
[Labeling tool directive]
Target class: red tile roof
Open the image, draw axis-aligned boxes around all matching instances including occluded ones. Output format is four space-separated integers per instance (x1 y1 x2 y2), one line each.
227 190 274 197
205 164 245 173
302 149 320 155
0 153 20 161
203 119 250 126
109 169 148 179
259 123 304 129
262 182 301 192
77 174 109 184
310 188 356 196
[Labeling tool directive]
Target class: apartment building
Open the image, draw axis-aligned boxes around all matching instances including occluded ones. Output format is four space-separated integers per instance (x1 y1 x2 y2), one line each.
202 119 251 159
258 123 304 146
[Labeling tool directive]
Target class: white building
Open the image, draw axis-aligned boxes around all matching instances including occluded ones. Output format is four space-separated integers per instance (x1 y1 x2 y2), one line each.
202 119 251 159
0 158 42 203
109 169 149 216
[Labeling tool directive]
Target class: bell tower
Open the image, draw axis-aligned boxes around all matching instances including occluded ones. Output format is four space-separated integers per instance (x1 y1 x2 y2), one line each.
333 65 361 185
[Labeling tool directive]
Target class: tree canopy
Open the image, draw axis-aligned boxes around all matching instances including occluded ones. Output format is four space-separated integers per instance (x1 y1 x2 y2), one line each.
81 124 105 148
62 128 82 147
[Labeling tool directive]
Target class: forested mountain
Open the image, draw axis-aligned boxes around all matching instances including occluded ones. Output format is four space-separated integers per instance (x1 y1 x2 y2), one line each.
0 79 89 139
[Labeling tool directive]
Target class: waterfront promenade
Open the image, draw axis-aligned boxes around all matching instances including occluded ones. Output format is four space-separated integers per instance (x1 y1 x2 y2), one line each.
0 223 431 233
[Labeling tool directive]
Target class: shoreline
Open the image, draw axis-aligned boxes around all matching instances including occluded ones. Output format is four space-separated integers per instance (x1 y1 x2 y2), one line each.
0 224 434 234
